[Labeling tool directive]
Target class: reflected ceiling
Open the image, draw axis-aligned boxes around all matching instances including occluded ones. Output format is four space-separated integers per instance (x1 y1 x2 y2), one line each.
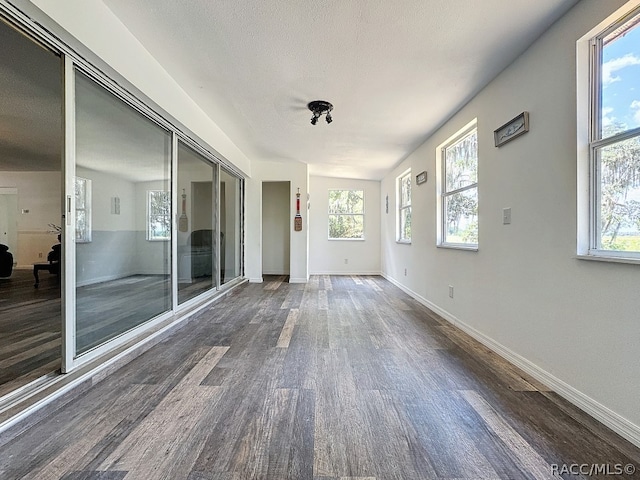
0 19 61 172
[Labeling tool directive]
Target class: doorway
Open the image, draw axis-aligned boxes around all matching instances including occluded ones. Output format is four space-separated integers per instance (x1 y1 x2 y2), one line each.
262 182 291 277
0 189 18 256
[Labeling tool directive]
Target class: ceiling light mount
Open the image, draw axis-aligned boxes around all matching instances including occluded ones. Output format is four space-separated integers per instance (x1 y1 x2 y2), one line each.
308 100 333 125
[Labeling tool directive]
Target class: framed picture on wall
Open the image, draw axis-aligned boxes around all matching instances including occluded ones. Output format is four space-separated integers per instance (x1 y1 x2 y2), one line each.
494 111 529 147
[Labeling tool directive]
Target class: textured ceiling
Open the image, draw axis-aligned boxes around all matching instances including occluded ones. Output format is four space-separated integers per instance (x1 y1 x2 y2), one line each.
102 0 580 180
0 1 581 180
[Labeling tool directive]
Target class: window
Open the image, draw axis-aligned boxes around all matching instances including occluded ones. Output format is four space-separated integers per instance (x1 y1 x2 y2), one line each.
328 189 364 239
147 190 171 241
397 171 411 242
75 176 91 243
439 123 478 248
587 8 640 258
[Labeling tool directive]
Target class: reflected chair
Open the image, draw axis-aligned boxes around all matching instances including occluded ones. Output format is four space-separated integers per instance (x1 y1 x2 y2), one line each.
33 237 60 287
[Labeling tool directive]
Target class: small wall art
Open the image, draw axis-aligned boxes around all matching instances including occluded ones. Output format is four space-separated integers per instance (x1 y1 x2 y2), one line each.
494 111 529 147
416 171 427 185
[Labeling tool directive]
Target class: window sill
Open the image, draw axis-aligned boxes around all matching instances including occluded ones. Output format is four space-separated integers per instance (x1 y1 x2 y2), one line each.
396 240 412 245
437 243 478 252
328 238 365 241
575 253 640 265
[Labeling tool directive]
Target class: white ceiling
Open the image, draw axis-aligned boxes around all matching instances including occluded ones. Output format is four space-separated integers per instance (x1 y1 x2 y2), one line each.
0 1 580 180
101 0 581 180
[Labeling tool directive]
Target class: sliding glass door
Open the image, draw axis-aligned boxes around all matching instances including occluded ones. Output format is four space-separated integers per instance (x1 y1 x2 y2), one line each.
0 16 63 394
74 71 172 354
220 167 241 284
177 141 218 304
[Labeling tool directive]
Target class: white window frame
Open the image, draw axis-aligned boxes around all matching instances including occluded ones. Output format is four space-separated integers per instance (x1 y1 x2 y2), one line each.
437 120 478 250
75 176 91 243
577 4 640 263
147 190 171 241
397 169 411 243
328 189 365 240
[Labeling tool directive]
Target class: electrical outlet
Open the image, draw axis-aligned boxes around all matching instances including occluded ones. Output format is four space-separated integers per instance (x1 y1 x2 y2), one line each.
404 268 407 276
38 252 43 258
344 258 348 264
449 285 454 298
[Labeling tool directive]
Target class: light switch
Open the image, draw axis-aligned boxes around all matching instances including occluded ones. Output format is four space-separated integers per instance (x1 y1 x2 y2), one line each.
503 207 511 225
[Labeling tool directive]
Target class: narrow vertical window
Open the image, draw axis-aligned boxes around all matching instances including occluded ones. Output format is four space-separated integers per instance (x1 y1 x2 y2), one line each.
328 189 364 239
75 176 91 243
440 125 478 248
147 190 171 241
397 170 411 242
588 9 640 257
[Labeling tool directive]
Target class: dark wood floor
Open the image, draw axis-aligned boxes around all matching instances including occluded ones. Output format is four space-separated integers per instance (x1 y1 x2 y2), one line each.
0 271 172 396
0 269 61 397
1 275 639 479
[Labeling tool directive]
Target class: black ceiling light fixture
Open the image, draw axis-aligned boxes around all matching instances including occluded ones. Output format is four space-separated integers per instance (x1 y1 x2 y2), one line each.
308 100 333 125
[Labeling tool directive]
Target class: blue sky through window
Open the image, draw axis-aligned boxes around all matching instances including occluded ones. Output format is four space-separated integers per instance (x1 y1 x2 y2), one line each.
602 20 640 136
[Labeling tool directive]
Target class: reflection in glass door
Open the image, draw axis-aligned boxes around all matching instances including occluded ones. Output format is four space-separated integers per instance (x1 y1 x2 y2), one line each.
220 167 241 284
0 17 63 395
74 71 171 354
177 142 217 304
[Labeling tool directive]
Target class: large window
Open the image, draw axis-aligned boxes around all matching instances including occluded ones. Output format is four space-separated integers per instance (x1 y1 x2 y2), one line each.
147 190 170 241
75 176 91 243
439 124 478 248
397 170 411 242
587 8 640 258
328 189 364 239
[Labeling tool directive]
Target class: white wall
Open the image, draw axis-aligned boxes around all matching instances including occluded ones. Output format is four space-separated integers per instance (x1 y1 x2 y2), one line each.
75 167 137 284
0 171 61 267
262 182 290 275
246 160 308 283
309 176 381 275
381 0 640 444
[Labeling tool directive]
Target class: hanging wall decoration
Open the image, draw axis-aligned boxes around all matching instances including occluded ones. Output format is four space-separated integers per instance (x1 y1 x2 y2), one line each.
494 111 529 147
294 188 303 231
178 189 189 232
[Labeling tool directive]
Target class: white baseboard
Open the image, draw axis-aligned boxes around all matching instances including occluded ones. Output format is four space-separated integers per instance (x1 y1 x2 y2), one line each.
310 270 382 276
381 272 640 448
249 277 263 283
289 277 308 284
76 272 136 288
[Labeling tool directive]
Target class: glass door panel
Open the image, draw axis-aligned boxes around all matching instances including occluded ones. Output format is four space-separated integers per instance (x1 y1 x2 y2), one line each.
0 17 63 392
177 141 217 304
220 167 241 284
74 71 171 354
